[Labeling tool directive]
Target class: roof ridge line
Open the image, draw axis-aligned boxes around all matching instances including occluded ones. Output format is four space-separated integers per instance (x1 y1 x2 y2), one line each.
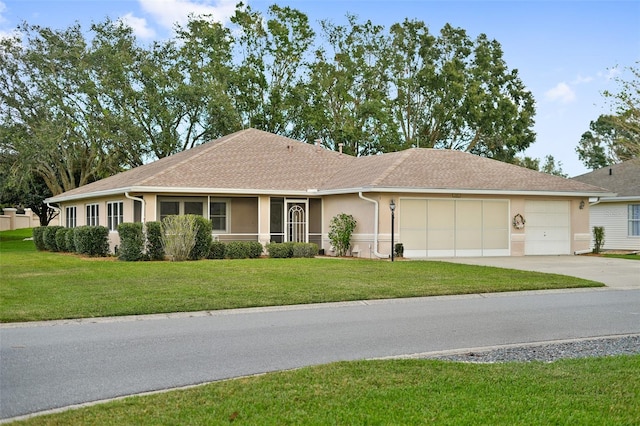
371 150 413 187
138 129 248 186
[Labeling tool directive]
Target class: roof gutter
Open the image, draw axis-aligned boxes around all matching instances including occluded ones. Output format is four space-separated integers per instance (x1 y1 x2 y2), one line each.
125 192 145 223
358 192 388 259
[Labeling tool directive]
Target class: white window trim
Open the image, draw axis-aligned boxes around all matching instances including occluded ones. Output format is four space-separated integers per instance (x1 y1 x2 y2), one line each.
86 203 100 227
107 201 124 232
157 197 207 221
210 198 230 233
629 204 640 237
66 206 77 228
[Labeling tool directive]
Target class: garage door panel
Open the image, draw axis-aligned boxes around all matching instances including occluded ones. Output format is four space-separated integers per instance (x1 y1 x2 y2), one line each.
428 230 455 250
484 229 509 249
524 200 570 255
402 229 427 250
400 199 510 258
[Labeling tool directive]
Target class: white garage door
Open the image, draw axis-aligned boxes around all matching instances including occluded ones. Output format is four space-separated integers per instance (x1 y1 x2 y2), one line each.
399 199 509 258
524 201 570 255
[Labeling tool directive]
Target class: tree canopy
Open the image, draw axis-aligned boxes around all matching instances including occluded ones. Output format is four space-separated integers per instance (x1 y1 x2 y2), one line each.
576 63 640 170
1 4 538 211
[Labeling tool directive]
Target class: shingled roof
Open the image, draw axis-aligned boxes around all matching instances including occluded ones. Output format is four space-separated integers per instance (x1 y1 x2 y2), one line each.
572 159 640 197
48 128 611 202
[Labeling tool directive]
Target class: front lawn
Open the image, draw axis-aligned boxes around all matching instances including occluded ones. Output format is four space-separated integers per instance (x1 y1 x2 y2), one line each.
0 229 604 322
12 356 640 425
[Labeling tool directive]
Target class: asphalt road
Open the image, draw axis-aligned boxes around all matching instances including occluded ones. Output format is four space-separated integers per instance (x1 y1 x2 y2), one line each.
2 288 640 420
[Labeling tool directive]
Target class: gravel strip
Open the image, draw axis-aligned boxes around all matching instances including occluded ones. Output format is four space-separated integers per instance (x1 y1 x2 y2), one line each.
422 335 640 363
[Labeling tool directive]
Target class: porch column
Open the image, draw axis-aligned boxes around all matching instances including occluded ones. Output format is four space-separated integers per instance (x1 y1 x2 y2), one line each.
258 195 271 247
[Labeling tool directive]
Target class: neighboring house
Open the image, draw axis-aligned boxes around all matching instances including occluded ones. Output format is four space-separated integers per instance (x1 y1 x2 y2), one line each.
46 128 612 258
572 159 640 251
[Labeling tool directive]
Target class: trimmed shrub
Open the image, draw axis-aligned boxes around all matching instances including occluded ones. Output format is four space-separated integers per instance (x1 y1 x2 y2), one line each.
189 216 212 260
145 221 164 261
395 243 404 258
247 241 264 258
162 215 197 261
64 228 76 253
118 222 144 261
74 226 109 257
32 227 47 251
43 226 64 251
224 241 251 259
593 226 605 254
292 242 318 258
55 228 72 252
266 242 294 258
207 240 226 259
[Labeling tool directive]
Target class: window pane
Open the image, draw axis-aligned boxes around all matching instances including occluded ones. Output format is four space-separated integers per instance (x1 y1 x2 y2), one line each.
630 205 640 236
211 202 226 215
212 217 226 231
210 201 227 232
185 201 203 216
270 198 284 233
160 202 179 217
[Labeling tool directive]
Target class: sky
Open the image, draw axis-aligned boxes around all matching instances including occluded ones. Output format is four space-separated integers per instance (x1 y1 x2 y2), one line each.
1 0 638 177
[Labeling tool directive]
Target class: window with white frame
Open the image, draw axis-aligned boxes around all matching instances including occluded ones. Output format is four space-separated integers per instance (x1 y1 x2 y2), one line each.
65 206 77 228
107 201 124 231
158 197 205 222
210 200 228 232
86 203 99 226
629 204 640 236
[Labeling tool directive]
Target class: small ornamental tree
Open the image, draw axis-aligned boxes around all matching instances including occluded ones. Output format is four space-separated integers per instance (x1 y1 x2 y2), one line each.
593 226 605 254
328 213 357 257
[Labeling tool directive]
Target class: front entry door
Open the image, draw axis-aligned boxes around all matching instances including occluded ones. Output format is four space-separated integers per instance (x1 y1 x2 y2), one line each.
286 200 308 243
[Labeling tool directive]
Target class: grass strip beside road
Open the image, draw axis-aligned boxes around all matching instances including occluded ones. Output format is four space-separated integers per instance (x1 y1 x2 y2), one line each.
1 229 603 322
12 356 640 425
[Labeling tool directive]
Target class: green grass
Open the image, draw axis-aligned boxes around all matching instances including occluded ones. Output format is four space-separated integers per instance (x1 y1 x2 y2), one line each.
13 355 640 425
602 253 640 260
0 229 604 322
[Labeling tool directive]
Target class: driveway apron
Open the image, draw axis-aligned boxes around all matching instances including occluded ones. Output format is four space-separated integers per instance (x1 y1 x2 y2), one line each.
437 255 639 289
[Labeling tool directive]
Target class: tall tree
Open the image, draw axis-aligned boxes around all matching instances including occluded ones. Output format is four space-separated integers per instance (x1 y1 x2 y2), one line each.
0 24 124 195
298 15 395 156
512 154 567 177
388 22 536 161
577 63 639 169
230 3 315 134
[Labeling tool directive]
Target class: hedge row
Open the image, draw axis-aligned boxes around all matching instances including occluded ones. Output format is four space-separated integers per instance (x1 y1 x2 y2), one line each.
208 241 263 259
32 226 109 257
117 217 212 262
265 242 318 258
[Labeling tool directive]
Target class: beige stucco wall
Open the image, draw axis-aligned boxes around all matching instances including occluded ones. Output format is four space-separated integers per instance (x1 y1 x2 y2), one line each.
54 191 592 257
322 192 591 258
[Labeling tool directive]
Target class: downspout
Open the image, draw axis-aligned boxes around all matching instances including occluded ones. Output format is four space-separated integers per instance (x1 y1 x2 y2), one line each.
358 192 388 258
46 203 61 226
125 192 145 223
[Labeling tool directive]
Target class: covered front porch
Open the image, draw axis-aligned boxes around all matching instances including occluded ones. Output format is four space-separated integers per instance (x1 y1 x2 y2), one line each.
151 195 322 247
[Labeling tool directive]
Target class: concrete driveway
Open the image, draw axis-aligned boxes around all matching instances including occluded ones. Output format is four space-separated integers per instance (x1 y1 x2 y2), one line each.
438 255 639 289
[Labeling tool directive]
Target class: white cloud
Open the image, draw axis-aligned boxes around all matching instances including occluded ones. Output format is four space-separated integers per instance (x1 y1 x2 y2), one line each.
603 66 620 81
138 0 237 30
571 74 593 85
118 12 156 39
545 82 576 104
0 1 18 41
